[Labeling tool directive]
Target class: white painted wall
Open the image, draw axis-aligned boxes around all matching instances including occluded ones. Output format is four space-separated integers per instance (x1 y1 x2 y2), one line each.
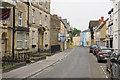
112 0 120 50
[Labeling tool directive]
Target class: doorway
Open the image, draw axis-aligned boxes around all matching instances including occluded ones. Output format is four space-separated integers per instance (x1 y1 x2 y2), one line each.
2 32 7 56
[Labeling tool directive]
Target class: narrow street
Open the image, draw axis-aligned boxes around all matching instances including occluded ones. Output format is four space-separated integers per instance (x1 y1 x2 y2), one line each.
33 47 109 78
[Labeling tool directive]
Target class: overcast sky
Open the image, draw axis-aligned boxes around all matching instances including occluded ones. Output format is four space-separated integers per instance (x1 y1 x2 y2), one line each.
50 0 113 31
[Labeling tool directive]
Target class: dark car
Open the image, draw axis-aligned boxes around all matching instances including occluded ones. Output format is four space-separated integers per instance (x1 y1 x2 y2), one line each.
94 46 108 55
110 52 120 79
89 45 98 53
96 49 113 62
106 51 118 73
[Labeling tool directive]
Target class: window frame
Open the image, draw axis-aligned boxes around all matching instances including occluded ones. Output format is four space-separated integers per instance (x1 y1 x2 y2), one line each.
18 12 22 27
39 12 42 25
45 15 47 26
25 33 28 49
32 31 35 45
32 9 35 23
17 32 23 49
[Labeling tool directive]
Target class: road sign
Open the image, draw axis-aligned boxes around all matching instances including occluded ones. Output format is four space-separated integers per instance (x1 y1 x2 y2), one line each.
0 8 11 20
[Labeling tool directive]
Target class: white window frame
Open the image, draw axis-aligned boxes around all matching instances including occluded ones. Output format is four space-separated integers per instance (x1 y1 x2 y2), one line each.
44 32 47 45
18 12 22 26
25 33 28 49
32 9 35 23
3 20 7 25
45 15 47 26
39 12 42 25
45 0 47 8
32 31 35 45
39 0 42 5
17 32 23 49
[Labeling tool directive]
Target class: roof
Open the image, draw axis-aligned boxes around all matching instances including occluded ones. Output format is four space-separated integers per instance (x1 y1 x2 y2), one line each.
82 29 90 32
96 22 106 32
89 20 99 28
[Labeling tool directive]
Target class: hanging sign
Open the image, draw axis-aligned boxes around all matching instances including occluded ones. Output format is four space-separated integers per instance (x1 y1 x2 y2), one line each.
0 8 11 20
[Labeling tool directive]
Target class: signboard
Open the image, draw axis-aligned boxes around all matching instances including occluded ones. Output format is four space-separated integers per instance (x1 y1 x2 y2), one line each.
0 8 11 20
58 33 66 41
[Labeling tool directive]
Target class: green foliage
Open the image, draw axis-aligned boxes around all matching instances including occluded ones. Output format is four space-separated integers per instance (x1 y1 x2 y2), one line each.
72 28 81 36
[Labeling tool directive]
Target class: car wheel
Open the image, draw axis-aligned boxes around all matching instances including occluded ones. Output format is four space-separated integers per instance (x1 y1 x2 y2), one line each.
97 59 101 63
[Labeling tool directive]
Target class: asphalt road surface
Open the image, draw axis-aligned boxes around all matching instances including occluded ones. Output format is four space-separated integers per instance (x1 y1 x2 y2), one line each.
34 46 110 78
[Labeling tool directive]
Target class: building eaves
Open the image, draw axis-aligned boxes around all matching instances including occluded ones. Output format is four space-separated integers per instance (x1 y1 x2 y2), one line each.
89 20 99 28
96 22 105 32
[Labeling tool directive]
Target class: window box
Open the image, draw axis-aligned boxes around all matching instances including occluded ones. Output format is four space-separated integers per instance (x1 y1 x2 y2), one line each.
32 45 36 48
45 44 48 47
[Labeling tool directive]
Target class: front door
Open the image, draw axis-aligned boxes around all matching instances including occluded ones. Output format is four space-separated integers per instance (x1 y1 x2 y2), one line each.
2 33 7 57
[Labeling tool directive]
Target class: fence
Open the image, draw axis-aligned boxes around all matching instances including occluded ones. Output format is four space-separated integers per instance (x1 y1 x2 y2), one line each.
2 52 30 63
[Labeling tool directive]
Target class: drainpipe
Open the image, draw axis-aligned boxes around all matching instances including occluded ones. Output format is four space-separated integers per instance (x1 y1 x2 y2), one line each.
27 2 29 27
12 6 15 60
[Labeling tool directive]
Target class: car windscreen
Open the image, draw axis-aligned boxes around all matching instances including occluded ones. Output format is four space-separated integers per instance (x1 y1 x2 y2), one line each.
101 49 112 53
100 46 107 49
92 45 97 48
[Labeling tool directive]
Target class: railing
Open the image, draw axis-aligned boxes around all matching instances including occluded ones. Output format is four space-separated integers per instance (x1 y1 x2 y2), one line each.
2 52 30 63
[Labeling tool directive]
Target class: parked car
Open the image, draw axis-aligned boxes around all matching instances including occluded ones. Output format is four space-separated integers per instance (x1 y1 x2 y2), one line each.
110 51 120 79
89 45 98 53
106 51 118 73
93 46 108 56
96 49 113 62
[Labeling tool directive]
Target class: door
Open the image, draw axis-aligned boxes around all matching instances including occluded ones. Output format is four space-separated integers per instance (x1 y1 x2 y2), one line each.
2 32 7 56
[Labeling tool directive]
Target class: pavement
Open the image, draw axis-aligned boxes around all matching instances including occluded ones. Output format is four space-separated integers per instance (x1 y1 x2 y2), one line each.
2 48 74 79
33 46 110 78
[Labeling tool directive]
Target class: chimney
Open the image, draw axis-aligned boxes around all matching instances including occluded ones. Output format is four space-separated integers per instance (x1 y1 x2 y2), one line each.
101 16 104 22
99 19 101 24
53 14 58 18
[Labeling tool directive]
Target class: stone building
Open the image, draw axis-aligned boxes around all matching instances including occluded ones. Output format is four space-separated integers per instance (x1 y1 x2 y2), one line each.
106 8 113 48
50 14 61 53
89 20 99 45
29 0 51 53
0 0 51 59
111 0 120 50
94 17 108 46
59 19 67 51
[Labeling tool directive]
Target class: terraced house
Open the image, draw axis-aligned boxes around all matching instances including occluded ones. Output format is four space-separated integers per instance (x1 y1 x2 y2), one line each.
0 0 51 60
94 17 108 46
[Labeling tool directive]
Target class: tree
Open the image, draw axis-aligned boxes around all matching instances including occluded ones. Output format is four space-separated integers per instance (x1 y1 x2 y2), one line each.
72 28 81 36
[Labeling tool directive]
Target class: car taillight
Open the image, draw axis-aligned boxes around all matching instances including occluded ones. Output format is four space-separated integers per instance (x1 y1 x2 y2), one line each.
95 49 97 50
99 53 104 55
98 49 99 51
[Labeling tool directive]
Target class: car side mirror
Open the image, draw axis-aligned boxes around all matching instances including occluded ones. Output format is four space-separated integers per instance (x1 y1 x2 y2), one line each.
110 58 115 63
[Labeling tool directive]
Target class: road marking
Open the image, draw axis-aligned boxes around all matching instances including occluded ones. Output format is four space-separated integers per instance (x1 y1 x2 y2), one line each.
106 76 108 78
100 66 108 78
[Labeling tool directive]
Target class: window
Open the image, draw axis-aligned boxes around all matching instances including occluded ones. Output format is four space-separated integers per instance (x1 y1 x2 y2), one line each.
39 12 42 24
45 0 47 8
45 32 47 44
25 33 28 49
18 12 22 26
39 0 42 5
32 31 35 45
3 21 7 25
17 32 23 49
45 15 47 26
32 9 35 23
